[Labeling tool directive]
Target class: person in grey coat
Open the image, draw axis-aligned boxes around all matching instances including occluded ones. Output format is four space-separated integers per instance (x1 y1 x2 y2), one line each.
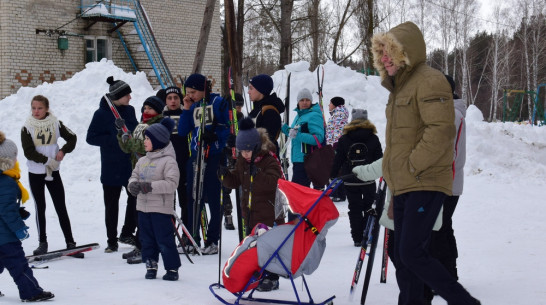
424 75 467 304
128 118 181 281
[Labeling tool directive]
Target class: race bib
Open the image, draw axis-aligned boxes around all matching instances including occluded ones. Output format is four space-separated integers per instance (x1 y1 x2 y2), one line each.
33 127 56 147
193 105 214 126
133 123 148 141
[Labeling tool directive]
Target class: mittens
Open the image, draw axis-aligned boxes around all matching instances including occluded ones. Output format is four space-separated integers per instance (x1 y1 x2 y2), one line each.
128 182 141 197
16 226 29 241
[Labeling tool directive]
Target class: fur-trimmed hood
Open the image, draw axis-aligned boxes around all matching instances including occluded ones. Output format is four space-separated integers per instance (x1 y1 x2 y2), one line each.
342 119 377 135
256 127 277 155
371 21 426 80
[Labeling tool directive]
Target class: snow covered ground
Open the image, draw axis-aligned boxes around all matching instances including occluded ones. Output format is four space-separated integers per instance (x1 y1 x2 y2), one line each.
0 59 545 304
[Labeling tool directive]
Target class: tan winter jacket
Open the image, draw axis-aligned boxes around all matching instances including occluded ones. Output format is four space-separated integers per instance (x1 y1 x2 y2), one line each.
372 22 455 196
129 142 180 215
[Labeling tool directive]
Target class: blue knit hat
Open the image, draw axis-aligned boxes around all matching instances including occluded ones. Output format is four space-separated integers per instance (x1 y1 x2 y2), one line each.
236 118 261 151
141 96 165 114
249 74 273 96
145 118 175 150
184 74 206 91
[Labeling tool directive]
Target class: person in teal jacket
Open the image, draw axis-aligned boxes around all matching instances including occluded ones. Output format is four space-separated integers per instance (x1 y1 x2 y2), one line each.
281 88 325 189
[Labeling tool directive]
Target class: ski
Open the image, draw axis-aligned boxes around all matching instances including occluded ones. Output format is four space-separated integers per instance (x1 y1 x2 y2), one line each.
172 212 202 255
192 78 212 245
171 218 194 264
380 227 390 283
316 65 326 128
360 178 387 305
228 67 244 242
349 178 387 297
280 72 291 180
26 243 100 263
104 94 131 139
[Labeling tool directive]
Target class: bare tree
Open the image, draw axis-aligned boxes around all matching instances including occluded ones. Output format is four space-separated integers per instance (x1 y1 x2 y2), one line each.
192 0 217 74
225 0 242 92
279 0 294 68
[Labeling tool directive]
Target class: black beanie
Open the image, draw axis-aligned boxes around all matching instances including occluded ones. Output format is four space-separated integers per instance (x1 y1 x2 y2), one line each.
156 88 166 102
145 118 175 150
444 75 459 99
184 74 206 91
106 76 132 101
165 86 183 101
249 74 273 96
331 96 345 107
142 96 166 114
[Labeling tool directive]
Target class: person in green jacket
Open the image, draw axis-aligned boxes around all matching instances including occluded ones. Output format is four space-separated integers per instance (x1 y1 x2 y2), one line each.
371 21 480 305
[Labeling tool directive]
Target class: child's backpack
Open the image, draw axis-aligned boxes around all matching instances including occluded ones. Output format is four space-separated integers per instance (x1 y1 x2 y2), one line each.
346 142 369 167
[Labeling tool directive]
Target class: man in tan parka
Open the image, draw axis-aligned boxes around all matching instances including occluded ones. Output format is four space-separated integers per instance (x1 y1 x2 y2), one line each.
371 21 480 305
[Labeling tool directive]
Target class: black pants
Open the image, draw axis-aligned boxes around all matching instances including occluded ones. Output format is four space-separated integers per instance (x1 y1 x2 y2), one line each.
424 195 460 302
393 191 475 305
102 184 137 246
28 171 74 244
346 183 376 243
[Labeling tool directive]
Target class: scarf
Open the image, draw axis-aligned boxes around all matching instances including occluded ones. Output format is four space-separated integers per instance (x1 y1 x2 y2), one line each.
2 161 30 203
142 112 158 123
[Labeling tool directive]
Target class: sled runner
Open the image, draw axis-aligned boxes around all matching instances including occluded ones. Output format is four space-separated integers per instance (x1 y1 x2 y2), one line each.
209 178 342 305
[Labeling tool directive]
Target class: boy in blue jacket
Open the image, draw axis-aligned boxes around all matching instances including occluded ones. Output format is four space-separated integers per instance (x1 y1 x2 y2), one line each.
178 74 230 255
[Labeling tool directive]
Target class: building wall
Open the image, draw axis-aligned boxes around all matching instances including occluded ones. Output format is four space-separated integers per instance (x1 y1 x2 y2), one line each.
0 0 222 98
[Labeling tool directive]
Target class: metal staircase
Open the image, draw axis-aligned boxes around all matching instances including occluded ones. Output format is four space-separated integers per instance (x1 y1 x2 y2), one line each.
80 0 174 88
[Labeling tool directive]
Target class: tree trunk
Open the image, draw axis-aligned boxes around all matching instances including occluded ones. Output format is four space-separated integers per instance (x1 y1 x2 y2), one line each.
192 0 217 74
279 0 294 69
225 0 242 94
309 0 320 69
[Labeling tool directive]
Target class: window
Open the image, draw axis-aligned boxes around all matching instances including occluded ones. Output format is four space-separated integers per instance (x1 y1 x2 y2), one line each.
85 36 111 63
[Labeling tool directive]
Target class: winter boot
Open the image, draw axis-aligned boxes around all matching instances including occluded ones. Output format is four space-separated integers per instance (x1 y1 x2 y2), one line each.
104 242 118 253
122 248 140 259
162 270 179 281
33 242 48 256
127 249 142 264
201 242 218 255
67 242 85 259
21 291 54 302
145 259 158 279
224 215 235 230
118 234 137 246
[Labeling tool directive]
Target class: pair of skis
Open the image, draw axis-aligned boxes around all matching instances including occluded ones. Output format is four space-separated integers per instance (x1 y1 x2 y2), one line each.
26 243 100 264
350 178 387 305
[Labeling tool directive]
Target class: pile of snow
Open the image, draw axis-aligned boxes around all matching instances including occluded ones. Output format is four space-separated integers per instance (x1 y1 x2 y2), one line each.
0 59 544 304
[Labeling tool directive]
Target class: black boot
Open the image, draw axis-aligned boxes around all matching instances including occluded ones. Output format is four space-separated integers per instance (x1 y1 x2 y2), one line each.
33 242 48 255
224 215 235 230
145 259 158 279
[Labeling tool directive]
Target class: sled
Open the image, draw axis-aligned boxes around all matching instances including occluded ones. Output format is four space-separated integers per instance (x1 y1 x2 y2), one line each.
209 178 342 305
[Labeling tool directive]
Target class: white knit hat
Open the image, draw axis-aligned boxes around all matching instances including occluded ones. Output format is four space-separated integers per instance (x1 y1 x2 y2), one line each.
0 131 17 171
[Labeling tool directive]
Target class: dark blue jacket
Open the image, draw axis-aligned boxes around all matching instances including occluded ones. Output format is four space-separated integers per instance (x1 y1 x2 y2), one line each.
86 97 138 186
178 93 230 157
0 173 27 246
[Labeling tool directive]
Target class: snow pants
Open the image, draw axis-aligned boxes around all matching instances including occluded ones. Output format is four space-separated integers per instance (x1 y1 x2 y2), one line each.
0 241 44 300
28 171 74 245
346 183 376 244
138 212 181 271
393 191 477 305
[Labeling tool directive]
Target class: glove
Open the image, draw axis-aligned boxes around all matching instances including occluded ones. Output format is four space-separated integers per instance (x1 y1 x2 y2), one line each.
289 128 298 139
281 123 290 135
16 226 29 241
226 134 236 148
218 165 229 178
45 158 60 170
121 131 131 143
19 207 30 220
114 118 126 131
202 129 218 144
128 182 141 197
140 182 153 194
